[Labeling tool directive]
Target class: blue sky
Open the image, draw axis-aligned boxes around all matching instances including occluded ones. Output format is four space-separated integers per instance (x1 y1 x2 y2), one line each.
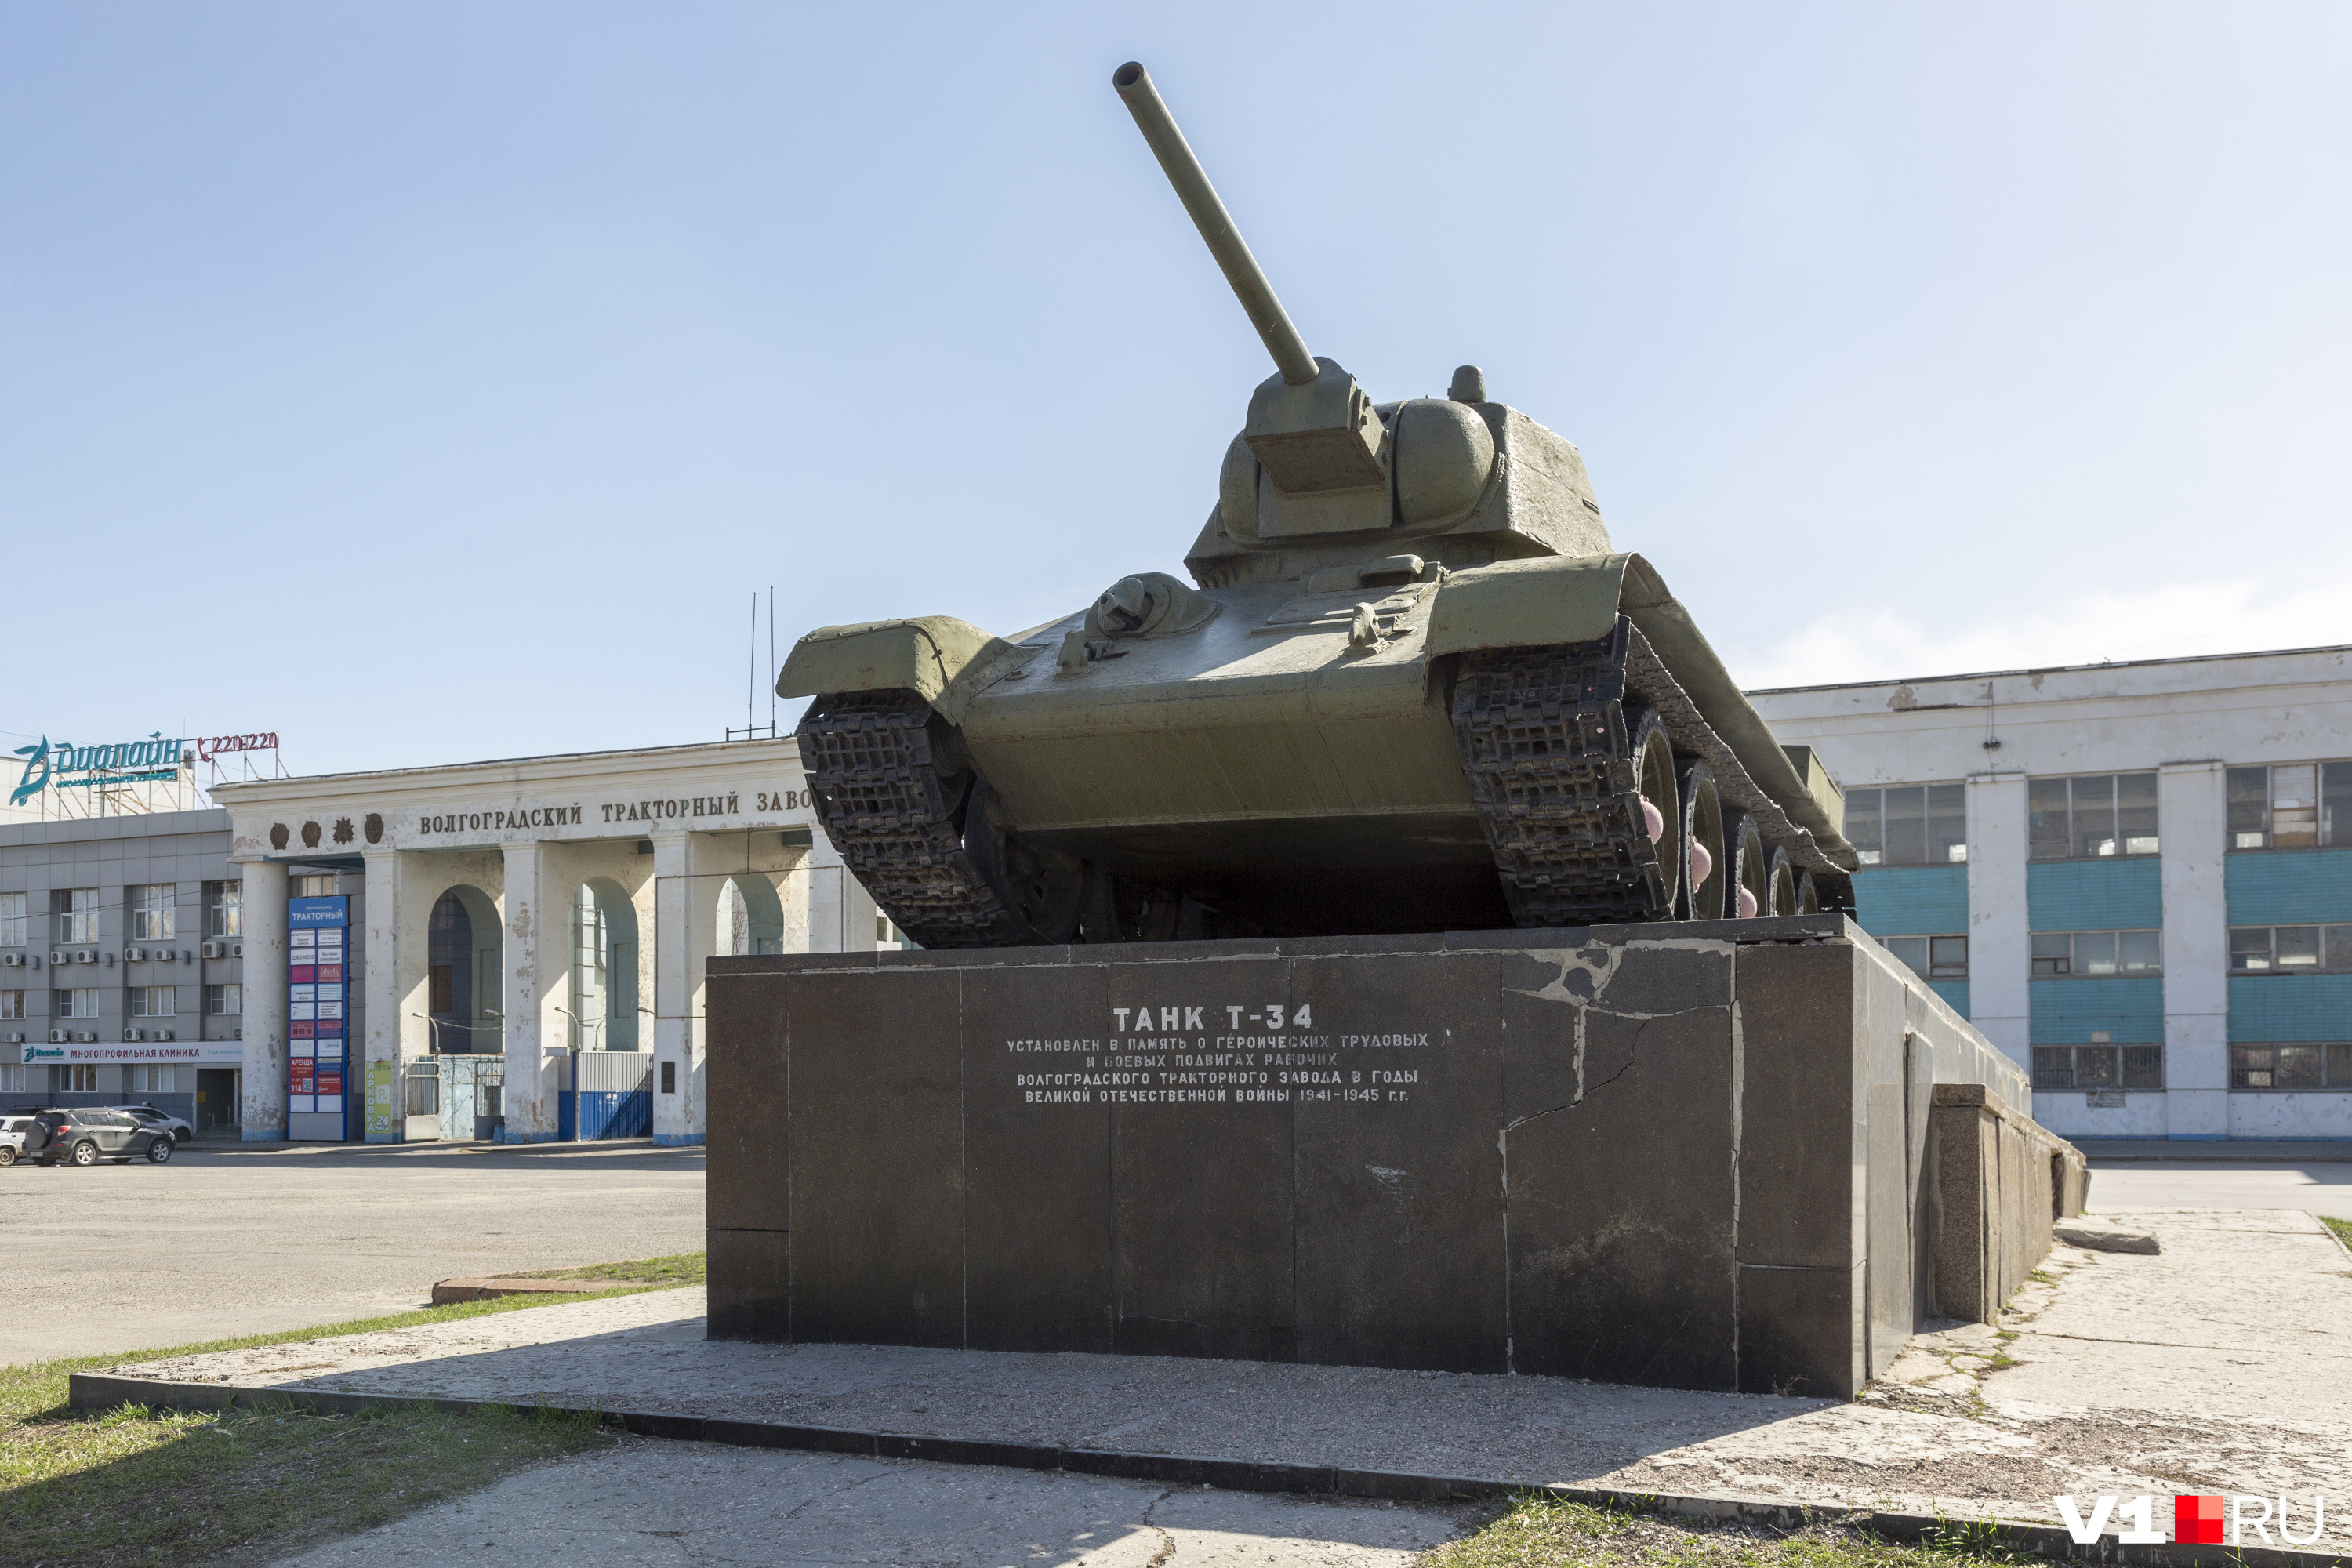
3 2 2347 777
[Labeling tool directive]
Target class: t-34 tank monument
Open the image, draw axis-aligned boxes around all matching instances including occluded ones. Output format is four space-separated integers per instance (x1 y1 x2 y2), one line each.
705 63 2084 1399
781 64 1853 947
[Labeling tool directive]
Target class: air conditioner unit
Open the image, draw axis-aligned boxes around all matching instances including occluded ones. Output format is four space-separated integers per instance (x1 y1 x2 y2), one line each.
202 941 224 960
2 952 21 967
154 1029 174 1042
125 946 147 963
78 949 98 964
232 1026 244 1040
50 949 68 964
76 1030 96 1044
3 1032 21 1044
49 1029 68 1044
123 1028 144 1043
232 943 243 958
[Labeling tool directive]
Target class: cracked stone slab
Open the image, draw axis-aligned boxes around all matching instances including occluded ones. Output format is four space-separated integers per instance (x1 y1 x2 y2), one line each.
94 1210 2352 1552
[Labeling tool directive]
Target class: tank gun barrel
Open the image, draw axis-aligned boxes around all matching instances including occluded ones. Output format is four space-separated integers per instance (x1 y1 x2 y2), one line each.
1112 61 1318 387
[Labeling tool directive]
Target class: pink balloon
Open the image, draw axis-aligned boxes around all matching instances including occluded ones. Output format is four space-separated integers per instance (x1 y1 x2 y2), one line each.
1737 886 1759 919
1641 797 1664 842
1690 840 1714 886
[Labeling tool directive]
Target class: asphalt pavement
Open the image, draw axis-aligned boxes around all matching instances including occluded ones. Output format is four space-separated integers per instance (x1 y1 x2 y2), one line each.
2084 1148 2352 1217
0 1140 706 1366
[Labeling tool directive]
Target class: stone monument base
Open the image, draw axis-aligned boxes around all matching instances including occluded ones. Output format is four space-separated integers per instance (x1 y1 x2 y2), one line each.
704 918 2085 1399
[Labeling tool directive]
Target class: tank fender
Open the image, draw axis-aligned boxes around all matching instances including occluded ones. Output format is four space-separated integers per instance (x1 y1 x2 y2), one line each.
1428 554 1857 868
776 616 1022 728
1425 554 1630 656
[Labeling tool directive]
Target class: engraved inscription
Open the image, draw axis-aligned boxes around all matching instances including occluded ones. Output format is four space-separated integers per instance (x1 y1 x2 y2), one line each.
1005 1003 1436 1106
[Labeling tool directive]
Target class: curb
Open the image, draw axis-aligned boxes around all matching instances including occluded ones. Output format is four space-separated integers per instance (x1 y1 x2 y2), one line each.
66 1373 2347 1568
428 1276 659 1305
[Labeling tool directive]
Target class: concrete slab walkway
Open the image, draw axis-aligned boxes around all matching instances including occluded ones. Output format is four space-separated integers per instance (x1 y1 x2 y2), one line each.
78 1209 2352 1553
269 1439 1476 1568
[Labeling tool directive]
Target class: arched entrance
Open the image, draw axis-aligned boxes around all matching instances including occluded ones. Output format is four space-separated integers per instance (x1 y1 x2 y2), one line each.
717 873 786 956
423 884 505 1140
426 886 503 1054
570 878 641 1052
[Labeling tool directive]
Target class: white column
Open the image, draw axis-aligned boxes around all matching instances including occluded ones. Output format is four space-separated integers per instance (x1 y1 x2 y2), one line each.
652 829 713 1144
498 840 561 1142
359 847 435 1142
239 860 289 1139
2159 762 2228 1139
1965 772 2030 1073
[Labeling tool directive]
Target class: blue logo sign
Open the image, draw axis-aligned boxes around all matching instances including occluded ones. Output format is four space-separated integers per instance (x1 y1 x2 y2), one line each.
10 733 186 802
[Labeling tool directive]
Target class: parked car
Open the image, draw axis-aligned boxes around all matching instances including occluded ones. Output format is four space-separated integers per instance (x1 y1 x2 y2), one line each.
18 1109 175 1166
114 1103 194 1145
0 1116 32 1167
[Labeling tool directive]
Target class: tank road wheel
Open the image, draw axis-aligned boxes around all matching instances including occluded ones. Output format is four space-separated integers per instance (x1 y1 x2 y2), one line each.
1723 811 1768 920
1766 846 1800 916
1627 707 1680 919
1795 869 1822 915
1675 760 1726 922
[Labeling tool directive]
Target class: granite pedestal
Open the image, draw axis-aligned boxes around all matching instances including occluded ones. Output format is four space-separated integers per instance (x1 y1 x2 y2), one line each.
704 917 2084 1398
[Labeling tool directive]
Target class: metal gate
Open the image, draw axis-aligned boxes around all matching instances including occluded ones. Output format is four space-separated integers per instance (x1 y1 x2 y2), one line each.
439 1055 506 1142
573 1050 653 1140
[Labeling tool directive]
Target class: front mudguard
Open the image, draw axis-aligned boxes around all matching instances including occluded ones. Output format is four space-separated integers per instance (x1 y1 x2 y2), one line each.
776 615 1022 728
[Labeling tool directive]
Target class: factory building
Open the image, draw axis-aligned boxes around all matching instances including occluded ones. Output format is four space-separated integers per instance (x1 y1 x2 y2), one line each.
1748 644 2352 1141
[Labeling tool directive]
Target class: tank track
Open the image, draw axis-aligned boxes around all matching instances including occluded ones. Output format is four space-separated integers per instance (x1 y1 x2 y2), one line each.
793 690 1017 949
1450 617 1840 928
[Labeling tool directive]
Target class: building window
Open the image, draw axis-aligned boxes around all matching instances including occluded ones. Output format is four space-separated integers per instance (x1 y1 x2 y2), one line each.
0 990 22 1019
2031 930 2163 977
2230 1044 2352 1090
129 985 175 1018
206 880 243 938
129 1065 177 1094
53 1064 100 1094
294 874 337 898
1882 935 1968 980
55 988 98 1019
2227 761 2352 850
129 884 176 942
0 1063 23 1093
206 983 242 1015
405 1065 440 1116
1843 783 1966 866
0 891 24 947
2228 925 2352 974
2028 773 2158 860
54 887 99 946
2033 1044 2165 1091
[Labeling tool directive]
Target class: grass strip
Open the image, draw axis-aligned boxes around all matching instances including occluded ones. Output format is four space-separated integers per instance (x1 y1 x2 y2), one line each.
1426 1494 2041 1568
2323 1214 2352 1254
513 1250 706 1285
0 1287 670 1566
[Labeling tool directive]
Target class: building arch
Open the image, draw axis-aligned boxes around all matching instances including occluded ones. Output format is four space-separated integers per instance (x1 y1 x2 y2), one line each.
572 877 641 1051
426 884 503 1054
718 872 786 956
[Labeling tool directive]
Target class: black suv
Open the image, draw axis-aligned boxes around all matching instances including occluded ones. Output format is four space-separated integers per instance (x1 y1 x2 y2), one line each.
19 1109 176 1167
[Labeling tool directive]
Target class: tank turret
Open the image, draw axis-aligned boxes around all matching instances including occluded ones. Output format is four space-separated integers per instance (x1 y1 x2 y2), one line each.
1112 62 1611 588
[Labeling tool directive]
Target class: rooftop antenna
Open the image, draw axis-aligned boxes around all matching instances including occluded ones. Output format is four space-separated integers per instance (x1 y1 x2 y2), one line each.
727 588 782 742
